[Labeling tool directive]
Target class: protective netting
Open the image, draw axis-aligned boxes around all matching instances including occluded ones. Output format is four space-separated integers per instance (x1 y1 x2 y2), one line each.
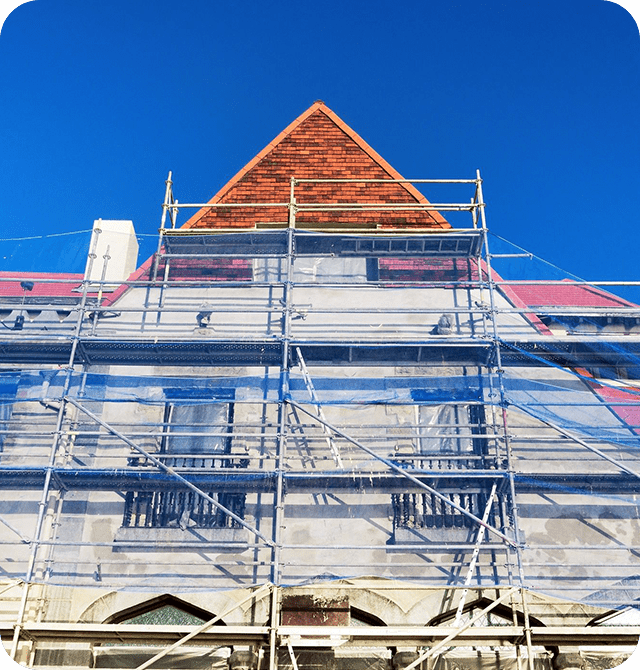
0 226 638 613
0 230 157 274
1 368 639 450
488 232 640 305
0 231 93 274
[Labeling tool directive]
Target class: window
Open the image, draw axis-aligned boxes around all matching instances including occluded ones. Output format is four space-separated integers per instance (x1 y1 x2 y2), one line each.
391 404 503 543
95 596 227 668
0 400 13 454
106 594 218 625
254 257 371 283
391 488 503 536
122 400 246 530
377 258 482 283
350 607 385 626
415 404 488 468
160 403 233 468
153 257 253 282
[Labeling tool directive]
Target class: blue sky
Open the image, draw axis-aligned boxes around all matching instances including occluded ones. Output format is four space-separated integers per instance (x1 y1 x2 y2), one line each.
0 1 638 291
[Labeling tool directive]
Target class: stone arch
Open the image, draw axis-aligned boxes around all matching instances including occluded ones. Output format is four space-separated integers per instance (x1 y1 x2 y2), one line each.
77 591 119 624
344 588 410 626
427 597 546 628
104 593 224 624
79 589 264 627
350 605 386 626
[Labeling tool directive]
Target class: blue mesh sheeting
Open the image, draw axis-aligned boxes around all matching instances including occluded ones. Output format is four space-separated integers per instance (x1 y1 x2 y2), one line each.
0 231 93 273
3 368 639 450
502 372 640 450
6 370 484 405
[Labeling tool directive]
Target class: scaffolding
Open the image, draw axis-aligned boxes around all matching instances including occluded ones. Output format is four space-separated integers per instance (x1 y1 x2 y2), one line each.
0 172 639 667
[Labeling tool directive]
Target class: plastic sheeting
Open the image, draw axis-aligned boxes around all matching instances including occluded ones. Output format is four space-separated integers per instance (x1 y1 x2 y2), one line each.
0 230 158 274
2 368 639 451
0 228 639 614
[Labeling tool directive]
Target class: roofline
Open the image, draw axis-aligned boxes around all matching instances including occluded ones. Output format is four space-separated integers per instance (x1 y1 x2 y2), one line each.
0 272 84 279
101 261 153 307
492 267 554 336
505 278 638 309
182 101 448 229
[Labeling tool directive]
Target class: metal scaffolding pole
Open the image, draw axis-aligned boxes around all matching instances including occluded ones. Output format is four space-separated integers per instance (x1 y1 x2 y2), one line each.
288 400 517 547
402 587 520 670
10 226 102 661
453 481 498 625
66 397 273 546
477 169 534 670
268 179 299 670
295 347 343 468
3 170 640 662
134 582 272 670
511 402 640 479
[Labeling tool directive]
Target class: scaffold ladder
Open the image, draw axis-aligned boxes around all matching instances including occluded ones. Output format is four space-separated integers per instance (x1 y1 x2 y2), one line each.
295 347 344 468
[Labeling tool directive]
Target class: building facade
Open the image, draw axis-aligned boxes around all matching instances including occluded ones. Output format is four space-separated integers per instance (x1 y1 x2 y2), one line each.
0 102 638 669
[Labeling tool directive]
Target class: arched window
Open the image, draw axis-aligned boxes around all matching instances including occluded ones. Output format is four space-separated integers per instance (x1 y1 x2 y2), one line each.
95 596 230 668
105 594 223 625
428 597 544 629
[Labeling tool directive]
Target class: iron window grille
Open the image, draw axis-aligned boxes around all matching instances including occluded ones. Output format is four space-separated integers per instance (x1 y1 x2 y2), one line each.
391 404 505 535
122 401 247 529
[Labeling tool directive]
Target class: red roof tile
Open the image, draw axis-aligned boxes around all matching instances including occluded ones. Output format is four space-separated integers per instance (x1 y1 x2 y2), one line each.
574 369 640 435
504 279 636 309
0 272 85 298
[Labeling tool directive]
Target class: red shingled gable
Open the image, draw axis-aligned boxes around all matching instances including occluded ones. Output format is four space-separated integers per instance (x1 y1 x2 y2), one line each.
183 101 450 230
105 103 450 306
505 279 635 309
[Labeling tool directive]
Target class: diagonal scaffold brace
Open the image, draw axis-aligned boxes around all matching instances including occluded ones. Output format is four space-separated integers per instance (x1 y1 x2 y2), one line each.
287 399 517 548
66 397 274 547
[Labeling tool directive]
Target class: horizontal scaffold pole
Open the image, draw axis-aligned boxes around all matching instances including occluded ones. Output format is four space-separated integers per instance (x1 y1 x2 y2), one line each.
511 401 640 480
286 400 517 548
135 583 273 670
66 397 275 547
403 587 520 670
4 621 639 646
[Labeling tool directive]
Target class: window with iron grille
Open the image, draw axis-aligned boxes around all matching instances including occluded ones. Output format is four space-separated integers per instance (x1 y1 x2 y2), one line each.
122 401 246 530
391 488 505 535
391 404 504 539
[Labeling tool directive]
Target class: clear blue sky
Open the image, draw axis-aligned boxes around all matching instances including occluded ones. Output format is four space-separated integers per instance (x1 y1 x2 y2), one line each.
0 1 638 288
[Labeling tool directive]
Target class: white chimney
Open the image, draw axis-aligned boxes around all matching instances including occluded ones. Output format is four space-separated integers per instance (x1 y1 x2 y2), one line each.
85 219 139 288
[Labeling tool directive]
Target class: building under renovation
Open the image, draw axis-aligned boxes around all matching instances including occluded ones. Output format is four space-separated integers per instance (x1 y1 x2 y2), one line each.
0 102 638 669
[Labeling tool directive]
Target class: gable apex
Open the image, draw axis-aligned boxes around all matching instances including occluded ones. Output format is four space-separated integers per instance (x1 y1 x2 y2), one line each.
183 102 449 229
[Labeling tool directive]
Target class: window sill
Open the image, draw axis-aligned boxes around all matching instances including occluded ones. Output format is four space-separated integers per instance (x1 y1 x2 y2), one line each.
114 526 248 551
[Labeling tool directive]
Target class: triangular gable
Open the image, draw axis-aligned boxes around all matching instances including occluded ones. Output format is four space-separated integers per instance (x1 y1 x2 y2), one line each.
103 103 448 306
182 101 449 230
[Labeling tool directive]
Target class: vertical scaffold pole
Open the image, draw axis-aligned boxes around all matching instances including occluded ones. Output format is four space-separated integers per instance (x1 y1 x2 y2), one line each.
90 244 111 335
10 226 102 661
151 171 174 284
269 177 298 670
143 172 174 331
476 169 534 670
